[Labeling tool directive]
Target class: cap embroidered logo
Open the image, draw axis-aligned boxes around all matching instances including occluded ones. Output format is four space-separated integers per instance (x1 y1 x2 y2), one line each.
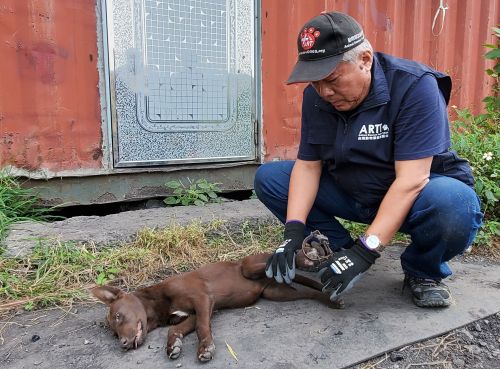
287 12 365 84
300 27 320 50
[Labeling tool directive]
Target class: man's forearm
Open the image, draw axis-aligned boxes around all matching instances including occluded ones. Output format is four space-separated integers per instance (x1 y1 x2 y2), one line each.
366 176 429 245
366 157 432 245
286 159 322 223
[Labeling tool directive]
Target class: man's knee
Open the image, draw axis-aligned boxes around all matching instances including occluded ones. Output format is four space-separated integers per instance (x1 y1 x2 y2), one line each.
419 176 478 208
413 176 483 243
254 161 293 198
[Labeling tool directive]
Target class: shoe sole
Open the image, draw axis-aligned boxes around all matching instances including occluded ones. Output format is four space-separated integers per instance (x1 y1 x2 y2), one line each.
413 296 451 308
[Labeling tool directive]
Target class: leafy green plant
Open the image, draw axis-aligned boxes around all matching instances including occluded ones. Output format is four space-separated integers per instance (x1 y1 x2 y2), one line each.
472 220 500 246
484 26 500 111
0 170 55 240
95 266 120 285
450 26 500 245
452 108 499 216
164 178 221 206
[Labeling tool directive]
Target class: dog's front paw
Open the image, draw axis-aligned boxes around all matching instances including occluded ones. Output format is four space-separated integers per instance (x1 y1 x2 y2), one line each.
197 342 215 362
329 298 345 309
166 337 183 360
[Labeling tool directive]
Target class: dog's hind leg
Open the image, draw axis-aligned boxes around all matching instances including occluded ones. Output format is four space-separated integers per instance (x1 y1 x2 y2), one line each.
240 253 272 279
262 283 344 309
166 315 196 360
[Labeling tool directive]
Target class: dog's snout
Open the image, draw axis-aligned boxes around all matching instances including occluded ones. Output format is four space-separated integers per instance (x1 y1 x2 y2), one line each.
120 337 129 347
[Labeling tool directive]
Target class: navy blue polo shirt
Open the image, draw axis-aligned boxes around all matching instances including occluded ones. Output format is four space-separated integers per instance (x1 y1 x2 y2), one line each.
298 52 474 207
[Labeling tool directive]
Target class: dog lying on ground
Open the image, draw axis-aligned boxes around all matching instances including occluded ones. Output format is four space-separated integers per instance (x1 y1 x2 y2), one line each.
92 249 341 362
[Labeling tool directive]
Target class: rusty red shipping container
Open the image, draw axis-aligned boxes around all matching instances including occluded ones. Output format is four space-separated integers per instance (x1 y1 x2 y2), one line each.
0 0 498 203
261 0 499 160
0 0 102 173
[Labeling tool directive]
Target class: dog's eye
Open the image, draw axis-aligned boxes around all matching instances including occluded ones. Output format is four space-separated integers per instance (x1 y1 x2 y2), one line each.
115 313 120 321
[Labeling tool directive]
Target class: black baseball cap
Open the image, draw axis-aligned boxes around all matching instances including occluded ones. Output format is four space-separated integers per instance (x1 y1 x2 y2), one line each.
286 12 365 84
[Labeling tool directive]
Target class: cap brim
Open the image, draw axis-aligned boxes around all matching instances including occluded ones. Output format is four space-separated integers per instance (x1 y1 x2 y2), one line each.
286 55 342 84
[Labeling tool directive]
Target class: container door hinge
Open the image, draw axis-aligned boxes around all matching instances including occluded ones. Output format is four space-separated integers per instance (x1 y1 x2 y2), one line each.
253 119 259 146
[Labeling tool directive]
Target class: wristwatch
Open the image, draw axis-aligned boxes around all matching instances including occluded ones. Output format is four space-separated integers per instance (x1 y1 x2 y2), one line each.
361 234 385 251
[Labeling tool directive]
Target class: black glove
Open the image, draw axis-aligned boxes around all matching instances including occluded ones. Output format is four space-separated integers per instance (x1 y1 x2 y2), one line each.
265 221 305 284
320 238 380 300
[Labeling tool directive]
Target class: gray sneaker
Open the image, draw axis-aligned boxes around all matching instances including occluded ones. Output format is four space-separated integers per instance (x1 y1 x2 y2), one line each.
403 275 452 308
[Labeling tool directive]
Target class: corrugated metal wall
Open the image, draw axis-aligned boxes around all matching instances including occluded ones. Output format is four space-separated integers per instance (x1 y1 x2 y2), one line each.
261 0 499 161
1 0 497 173
0 0 102 173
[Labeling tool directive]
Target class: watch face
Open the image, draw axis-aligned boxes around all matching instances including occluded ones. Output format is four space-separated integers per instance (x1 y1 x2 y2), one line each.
365 235 380 250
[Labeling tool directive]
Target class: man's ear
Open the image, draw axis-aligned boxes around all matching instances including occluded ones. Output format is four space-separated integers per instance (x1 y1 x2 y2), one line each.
91 285 123 305
360 50 373 70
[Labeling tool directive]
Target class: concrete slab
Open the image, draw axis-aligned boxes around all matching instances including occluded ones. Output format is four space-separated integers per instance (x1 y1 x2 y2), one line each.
2 200 275 257
1 247 499 369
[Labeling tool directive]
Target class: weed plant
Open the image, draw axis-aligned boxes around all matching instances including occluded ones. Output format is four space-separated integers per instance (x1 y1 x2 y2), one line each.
164 178 221 206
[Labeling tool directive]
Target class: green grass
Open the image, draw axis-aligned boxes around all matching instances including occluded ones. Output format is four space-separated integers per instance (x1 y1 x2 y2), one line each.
0 171 54 241
338 219 410 244
0 218 411 315
0 220 282 313
1 215 495 315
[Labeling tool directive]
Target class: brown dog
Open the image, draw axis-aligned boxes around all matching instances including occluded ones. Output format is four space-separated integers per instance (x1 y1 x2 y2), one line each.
92 252 342 362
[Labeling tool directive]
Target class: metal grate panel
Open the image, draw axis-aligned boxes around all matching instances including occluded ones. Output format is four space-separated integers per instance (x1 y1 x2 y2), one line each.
106 0 257 165
143 0 230 123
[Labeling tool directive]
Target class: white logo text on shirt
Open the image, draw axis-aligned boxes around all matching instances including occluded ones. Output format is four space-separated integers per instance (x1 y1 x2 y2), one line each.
358 124 389 140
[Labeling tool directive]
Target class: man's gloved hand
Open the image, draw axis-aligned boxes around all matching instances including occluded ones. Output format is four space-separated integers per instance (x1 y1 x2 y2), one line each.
265 221 305 284
320 238 380 301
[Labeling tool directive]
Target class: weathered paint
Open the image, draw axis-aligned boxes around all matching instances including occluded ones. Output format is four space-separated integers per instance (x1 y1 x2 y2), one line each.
261 0 499 161
0 0 102 172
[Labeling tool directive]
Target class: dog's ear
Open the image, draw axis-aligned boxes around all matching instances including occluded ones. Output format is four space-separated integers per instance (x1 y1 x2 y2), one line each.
91 285 123 305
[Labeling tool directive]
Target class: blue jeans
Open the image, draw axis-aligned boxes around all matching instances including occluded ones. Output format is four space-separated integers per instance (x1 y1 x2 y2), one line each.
254 161 483 280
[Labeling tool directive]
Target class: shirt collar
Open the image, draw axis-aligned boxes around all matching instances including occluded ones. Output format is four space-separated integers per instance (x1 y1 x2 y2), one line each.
315 54 391 113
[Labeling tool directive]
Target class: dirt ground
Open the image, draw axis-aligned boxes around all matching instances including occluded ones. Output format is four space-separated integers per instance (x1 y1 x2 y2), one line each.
1 255 498 369
349 253 500 369
1 198 499 368
348 313 500 369
2 298 498 369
